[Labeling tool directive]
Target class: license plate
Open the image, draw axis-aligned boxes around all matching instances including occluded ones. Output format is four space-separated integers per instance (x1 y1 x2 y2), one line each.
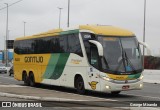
122 85 130 90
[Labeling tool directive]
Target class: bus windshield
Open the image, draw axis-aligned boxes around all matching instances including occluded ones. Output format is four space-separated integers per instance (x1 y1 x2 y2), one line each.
98 36 143 74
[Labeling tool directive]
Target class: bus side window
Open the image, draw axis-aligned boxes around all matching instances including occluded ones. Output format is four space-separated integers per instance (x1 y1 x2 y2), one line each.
68 34 83 57
90 46 99 69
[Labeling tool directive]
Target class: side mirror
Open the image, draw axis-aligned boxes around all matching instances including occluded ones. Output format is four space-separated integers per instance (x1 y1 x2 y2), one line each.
138 41 152 56
89 40 103 56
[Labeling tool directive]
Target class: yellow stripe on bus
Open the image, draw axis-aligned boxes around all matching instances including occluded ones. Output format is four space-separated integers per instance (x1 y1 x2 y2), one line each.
107 73 128 80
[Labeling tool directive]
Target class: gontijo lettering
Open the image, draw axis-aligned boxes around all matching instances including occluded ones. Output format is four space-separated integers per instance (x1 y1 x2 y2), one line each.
24 56 43 63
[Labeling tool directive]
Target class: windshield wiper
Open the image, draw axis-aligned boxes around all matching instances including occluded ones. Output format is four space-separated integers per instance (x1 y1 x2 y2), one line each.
124 51 137 73
101 57 110 73
116 39 137 73
104 57 109 68
115 52 126 72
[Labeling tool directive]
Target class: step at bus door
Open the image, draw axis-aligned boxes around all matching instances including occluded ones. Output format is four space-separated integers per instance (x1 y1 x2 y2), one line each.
88 67 100 91
87 45 101 91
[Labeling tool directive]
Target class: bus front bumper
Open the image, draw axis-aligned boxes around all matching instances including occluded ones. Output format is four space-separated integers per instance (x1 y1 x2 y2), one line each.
101 79 143 93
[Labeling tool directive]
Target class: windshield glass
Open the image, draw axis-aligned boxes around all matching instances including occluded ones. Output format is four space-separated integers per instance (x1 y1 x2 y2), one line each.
98 36 143 74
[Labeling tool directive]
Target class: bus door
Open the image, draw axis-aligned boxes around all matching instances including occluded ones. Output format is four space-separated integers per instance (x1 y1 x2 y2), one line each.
88 46 101 91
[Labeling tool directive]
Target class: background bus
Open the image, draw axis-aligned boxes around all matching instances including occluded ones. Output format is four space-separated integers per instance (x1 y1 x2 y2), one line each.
14 25 145 94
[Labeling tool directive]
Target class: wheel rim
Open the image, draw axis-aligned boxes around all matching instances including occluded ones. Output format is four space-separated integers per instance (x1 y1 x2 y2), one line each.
78 81 83 90
24 74 28 84
29 74 35 86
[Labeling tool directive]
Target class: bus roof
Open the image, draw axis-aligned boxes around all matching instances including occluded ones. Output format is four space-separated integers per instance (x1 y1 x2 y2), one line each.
79 25 134 36
15 25 135 40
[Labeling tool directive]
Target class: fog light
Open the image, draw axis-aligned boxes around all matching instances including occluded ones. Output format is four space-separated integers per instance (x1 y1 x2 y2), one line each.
140 84 143 88
106 85 110 89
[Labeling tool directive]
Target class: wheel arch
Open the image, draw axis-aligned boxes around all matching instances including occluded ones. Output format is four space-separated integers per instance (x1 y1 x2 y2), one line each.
74 73 87 89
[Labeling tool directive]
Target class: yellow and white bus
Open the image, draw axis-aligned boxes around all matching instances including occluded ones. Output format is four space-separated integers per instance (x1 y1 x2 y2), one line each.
14 25 145 94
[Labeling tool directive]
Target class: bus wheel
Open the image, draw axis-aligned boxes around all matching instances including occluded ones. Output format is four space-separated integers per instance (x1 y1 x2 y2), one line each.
23 73 30 86
29 73 36 87
75 76 85 94
111 91 121 95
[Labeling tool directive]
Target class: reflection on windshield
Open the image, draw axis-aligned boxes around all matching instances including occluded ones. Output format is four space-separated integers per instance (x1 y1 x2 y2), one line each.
98 36 142 74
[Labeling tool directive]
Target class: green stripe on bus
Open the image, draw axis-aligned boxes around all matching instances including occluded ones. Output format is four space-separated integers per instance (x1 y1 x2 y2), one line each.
128 73 141 79
50 53 70 79
60 29 79 35
43 53 70 80
43 54 60 79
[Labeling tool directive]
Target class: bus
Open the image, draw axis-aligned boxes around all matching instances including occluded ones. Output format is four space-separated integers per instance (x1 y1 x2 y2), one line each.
14 25 148 94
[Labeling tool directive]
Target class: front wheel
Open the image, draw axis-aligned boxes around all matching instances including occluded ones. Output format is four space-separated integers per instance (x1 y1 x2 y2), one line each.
111 91 121 95
75 76 85 94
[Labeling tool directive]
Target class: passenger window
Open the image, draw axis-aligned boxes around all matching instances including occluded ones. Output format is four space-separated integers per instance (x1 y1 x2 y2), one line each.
68 34 83 57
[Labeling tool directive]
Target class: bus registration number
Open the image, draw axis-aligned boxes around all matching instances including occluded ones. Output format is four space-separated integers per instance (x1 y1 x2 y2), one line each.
122 85 130 90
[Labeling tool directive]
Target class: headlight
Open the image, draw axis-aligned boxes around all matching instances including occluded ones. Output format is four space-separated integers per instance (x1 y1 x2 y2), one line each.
99 73 112 81
102 77 111 81
139 74 144 80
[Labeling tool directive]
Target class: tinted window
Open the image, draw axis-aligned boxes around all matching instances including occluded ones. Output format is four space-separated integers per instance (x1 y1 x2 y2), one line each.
68 34 83 57
81 32 96 62
14 33 83 57
59 35 68 53
90 46 99 69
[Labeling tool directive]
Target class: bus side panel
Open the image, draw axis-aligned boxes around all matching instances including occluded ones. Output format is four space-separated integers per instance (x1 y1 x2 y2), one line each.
60 53 89 89
41 53 70 86
40 53 89 89
14 54 51 83
14 54 25 81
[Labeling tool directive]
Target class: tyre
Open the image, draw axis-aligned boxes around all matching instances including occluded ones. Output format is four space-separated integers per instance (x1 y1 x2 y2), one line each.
23 73 30 86
29 73 36 87
75 76 85 94
111 91 121 95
